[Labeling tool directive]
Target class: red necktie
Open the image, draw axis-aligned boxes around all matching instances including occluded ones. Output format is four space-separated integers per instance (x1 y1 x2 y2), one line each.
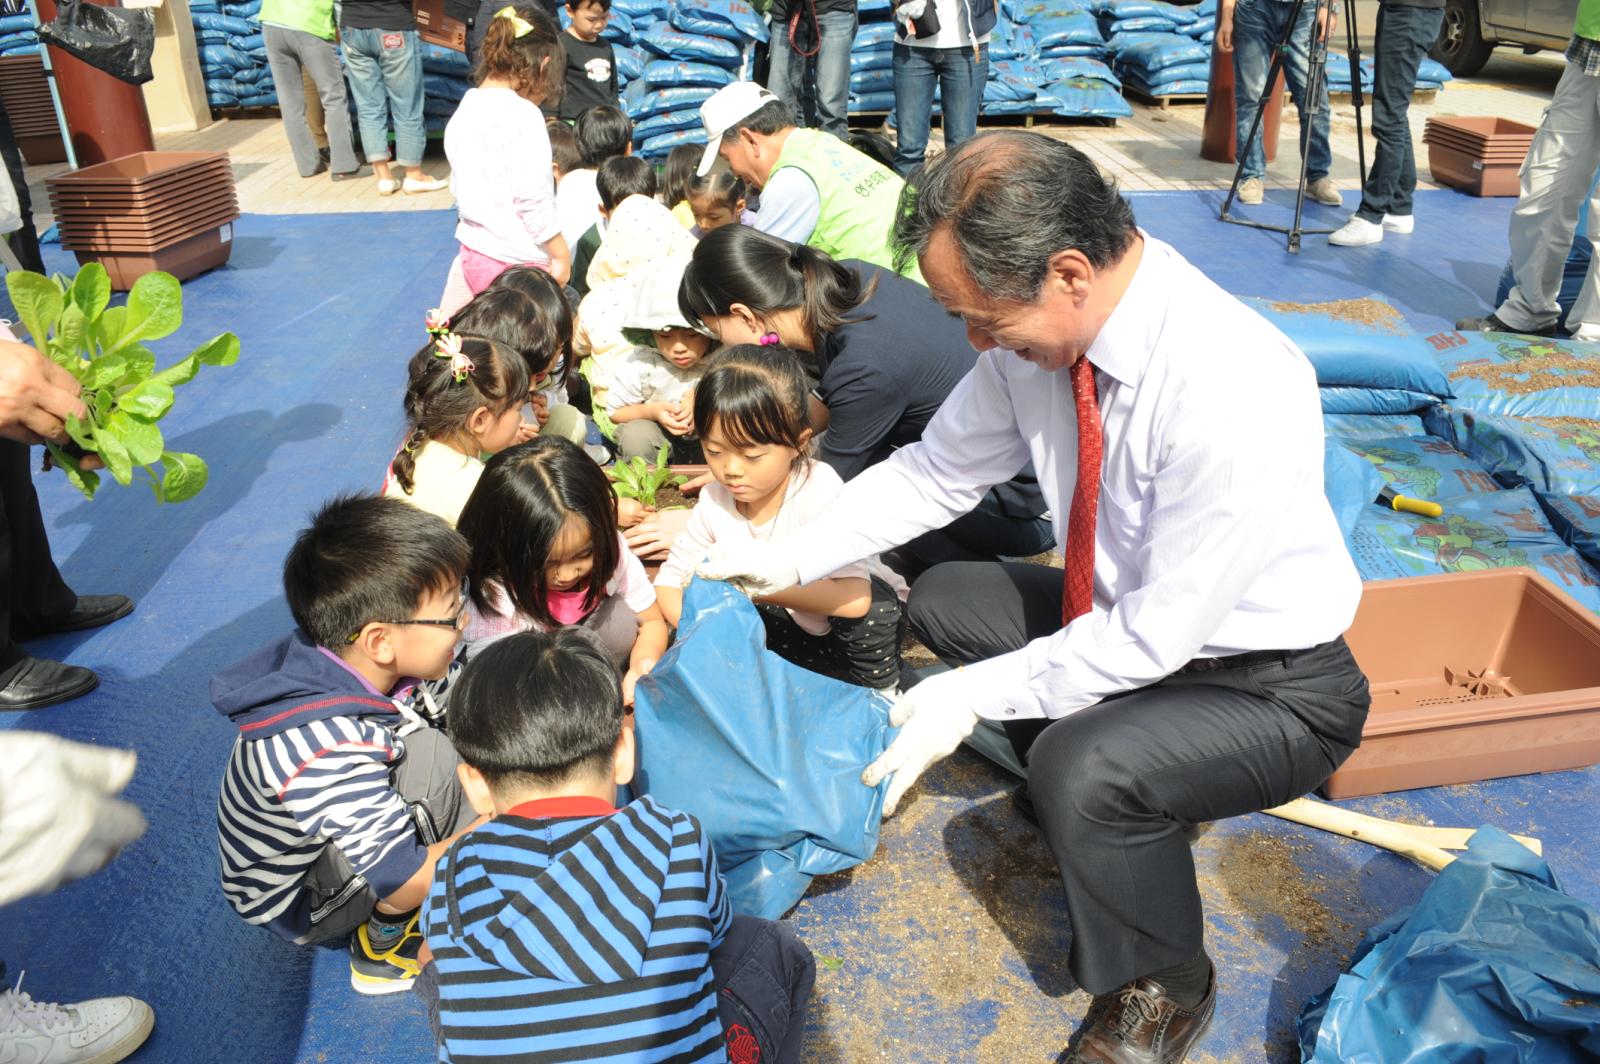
1063 356 1102 626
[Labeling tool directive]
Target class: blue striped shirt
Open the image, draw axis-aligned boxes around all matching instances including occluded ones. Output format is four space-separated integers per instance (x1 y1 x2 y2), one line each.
424 795 732 1063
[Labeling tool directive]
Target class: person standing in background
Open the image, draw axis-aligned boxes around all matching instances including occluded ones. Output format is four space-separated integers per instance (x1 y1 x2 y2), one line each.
890 0 992 176
765 0 857 140
1327 0 1443 245
301 67 330 172
557 0 620 122
339 0 450 195
261 0 363 180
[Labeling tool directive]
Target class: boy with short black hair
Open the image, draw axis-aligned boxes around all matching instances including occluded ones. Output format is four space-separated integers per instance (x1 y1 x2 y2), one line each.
213 494 485 995
557 103 634 262
570 154 657 296
558 0 619 122
422 627 816 1062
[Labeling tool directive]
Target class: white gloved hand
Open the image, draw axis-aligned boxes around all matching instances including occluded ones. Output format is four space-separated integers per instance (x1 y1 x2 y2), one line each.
861 669 983 816
694 542 801 599
0 732 146 907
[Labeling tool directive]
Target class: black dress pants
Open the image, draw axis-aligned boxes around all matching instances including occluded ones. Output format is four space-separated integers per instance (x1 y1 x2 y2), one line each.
906 561 1371 995
0 440 78 672
0 97 47 275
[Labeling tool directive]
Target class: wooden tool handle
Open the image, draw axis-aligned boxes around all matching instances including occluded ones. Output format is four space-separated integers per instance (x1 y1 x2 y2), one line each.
1265 797 1458 871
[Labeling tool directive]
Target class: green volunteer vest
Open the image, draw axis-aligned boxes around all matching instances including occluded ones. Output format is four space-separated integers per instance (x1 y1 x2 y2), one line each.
770 129 925 285
1578 0 1600 43
261 0 335 40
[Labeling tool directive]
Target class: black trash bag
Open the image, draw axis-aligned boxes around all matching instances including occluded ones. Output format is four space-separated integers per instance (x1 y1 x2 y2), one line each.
39 0 155 85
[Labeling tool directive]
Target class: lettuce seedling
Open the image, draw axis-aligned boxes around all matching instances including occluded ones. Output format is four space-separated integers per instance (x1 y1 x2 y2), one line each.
5 264 238 502
611 443 688 509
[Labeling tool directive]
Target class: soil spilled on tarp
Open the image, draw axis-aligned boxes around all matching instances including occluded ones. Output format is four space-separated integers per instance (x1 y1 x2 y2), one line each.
1265 297 1405 332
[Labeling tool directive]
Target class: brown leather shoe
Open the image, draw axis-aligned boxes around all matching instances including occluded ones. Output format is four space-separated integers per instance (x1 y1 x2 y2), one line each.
1065 964 1216 1063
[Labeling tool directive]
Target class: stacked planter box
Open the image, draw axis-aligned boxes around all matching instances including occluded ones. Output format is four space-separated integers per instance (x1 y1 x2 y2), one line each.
0 55 65 164
46 151 239 289
1423 116 1535 198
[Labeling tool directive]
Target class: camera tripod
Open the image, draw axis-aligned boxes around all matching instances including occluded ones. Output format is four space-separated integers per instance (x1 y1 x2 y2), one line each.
1218 0 1367 253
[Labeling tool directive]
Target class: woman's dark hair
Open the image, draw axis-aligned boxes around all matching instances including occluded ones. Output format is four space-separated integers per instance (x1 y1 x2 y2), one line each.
473 4 564 106
662 143 700 206
483 266 574 388
450 627 623 788
678 224 876 345
457 436 621 629
686 168 746 212
892 131 1137 301
392 335 531 496
693 344 812 460
597 155 656 211
547 118 580 177
284 493 470 650
574 104 633 168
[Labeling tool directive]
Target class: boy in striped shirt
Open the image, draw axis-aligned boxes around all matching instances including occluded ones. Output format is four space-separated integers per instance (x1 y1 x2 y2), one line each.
213 495 487 994
421 628 816 1063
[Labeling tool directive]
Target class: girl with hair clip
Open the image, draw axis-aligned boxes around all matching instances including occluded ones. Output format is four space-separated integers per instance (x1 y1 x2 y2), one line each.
438 4 571 316
464 266 589 446
383 328 531 527
686 168 753 237
654 223 1053 581
661 144 701 230
654 345 905 690
457 437 670 704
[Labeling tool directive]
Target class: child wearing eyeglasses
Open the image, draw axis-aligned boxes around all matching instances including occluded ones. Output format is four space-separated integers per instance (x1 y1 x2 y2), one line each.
212 494 488 996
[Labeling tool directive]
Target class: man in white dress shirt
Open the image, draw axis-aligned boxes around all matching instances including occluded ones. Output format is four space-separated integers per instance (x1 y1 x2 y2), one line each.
698 131 1372 1064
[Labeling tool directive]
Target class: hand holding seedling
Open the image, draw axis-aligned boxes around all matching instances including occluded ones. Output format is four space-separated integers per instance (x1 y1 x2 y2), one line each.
0 339 89 446
861 670 983 815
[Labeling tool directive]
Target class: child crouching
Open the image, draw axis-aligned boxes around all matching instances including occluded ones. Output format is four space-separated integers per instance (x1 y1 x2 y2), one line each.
607 254 715 463
420 627 815 1062
213 495 486 994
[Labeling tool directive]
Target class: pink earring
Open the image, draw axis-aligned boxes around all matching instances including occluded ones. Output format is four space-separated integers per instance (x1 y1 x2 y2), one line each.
759 332 779 346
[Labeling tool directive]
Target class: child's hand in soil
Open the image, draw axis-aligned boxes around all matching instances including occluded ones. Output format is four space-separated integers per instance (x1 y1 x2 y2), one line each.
624 507 692 559
616 497 656 529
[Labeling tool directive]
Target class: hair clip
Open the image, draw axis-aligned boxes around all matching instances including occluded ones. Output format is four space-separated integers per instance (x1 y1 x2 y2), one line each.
425 308 449 338
434 333 476 383
494 5 534 36
758 332 780 346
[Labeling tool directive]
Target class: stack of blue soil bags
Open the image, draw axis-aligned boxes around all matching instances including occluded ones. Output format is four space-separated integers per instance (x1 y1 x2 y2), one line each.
1100 0 1208 97
0 12 39 57
191 0 275 110
421 42 471 133
1324 53 1452 95
623 0 764 156
1253 294 1600 615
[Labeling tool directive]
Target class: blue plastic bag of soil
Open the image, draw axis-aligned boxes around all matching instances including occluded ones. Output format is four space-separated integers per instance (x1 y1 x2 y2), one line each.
984 70 1044 102
850 90 897 113
1140 59 1208 87
850 45 893 72
616 45 646 81
848 66 893 94
0 14 32 32
1097 0 1196 23
1324 438 1385 542
645 57 733 86
222 0 261 15
616 0 669 17
860 0 892 15
199 42 253 70
632 580 895 919
191 10 254 34
1432 330 1600 419
985 90 1066 114
1242 295 1453 406
1416 56 1453 82
194 27 227 46
1428 407 1600 496
1039 42 1107 57
639 21 743 64
423 73 468 102
628 82 716 119
669 0 766 43
992 57 1048 82
235 31 263 51
1322 412 1428 440
421 40 470 76
1031 12 1103 48
1299 828 1600 1063
1048 77 1132 117
1005 0 1092 21
231 63 265 83
639 125 708 157
633 105 702 138
1335 434 1502 501
1041 54 1119 86
1109 33 1206 68
1128 76 1208 94
204 76 248 98
1344 486 1600 611
424 95 460 118
1105 15 1179 33
239 90 276 106
857 21 897 48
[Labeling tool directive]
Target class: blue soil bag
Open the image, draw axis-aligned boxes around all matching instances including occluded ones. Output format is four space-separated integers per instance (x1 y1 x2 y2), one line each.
1109 33 1207 69
644 58 732 86
850 90 897 113
1096 0 1196 24
632 106 702 138
638 126 708 157
627 82 716 119
1041 54 1120 86
616 0 670 17
423 73 467 103
1105 15 1179 33
199 43 254 70
1322 412 1428 440
617 46 646 81
1139 60 1208 87
1336 434 1502 501
848 66 894 94
1047 77 1132 117
639 22 744 64
1433 330 1600 419
1429 407 1600 496
1324 439 1385 542
421 41 470 76
669 0 767 43
1031 12 1103 48
632 580 895 919
850 46 894 73
1299 828 1600 1063
0 14 33 32
192 11 255 34
856 21 897 48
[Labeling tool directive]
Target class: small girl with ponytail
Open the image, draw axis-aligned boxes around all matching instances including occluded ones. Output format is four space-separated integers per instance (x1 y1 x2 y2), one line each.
384 330 531 527
654 344 905 690
686 168 751 236
440 4 571 314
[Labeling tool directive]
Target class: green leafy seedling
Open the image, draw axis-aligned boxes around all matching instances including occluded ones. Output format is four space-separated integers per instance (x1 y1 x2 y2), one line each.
611 442 688 510
5 265 238 502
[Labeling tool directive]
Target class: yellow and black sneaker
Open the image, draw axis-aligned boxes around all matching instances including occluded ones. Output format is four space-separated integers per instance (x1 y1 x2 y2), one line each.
348 911 423 996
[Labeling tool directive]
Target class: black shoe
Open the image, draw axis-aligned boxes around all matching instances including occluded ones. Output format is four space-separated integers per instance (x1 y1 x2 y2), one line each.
318 146 331 168
15 594 133 639
1454 313 1558 338
0 656 99 710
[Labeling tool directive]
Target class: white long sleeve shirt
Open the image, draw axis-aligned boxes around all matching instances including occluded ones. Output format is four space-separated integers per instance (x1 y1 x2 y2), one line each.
789 234 1362 722
445 87 560 268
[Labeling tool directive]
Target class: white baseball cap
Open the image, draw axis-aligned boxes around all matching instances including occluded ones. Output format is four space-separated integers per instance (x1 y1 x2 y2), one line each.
697 81 782 176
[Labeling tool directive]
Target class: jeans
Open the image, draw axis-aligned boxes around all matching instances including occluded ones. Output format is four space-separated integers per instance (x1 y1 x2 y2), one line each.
1231 0 1330 182
767 7 857 138
1496 61 1600 336
340 27 427 167
906 561 1370 994
1357 2 1444 222
263 23 359 177
892 42 987 175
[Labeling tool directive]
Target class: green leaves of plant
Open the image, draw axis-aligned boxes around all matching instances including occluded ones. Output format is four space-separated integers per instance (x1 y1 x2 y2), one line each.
2 265 236 502
609 444 688 509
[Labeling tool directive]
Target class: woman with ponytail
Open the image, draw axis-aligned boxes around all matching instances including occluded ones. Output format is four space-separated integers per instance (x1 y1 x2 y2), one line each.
660 222 1054 579
439 4 571 315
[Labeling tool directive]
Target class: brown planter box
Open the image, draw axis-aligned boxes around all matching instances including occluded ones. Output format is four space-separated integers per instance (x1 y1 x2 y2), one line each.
1324 568 1600 799
1427 141 1522 197
1421 130 1530 159
47 150 231 190
52 191 240 232
1422 115 1537 143
47 168 235 211
73 222 234 288
57 210 241 254
16 131 66 165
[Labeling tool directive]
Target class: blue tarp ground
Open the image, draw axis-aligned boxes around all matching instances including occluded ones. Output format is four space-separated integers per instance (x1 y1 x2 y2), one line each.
3 193 1600 1063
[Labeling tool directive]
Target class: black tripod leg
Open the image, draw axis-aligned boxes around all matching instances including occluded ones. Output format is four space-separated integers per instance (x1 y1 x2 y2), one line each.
1288 0 1333 252
1345 0 1367 186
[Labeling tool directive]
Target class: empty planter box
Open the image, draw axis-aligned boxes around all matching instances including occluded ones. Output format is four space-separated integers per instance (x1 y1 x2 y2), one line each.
45 151 239 288
1422 116 1536 198
1325 568 1600 799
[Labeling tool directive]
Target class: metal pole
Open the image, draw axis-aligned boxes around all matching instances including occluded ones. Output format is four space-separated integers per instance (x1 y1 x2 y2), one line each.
25 0 75 169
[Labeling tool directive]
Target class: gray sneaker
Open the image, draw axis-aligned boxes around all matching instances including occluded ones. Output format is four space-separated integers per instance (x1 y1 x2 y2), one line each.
1238 177 1264 204
1454 313 1557 338
1306 176 1343 206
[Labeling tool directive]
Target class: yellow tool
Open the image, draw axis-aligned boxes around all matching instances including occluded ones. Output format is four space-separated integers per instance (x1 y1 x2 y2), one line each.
1263 797 1543 872
1377 486 1443 518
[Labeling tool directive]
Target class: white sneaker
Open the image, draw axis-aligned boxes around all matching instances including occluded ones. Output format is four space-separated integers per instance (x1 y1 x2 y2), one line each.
1238 177 1264 205
403 174 450 195
1382 213 1414 233
1328 215 1384 247
0 974 154 1064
